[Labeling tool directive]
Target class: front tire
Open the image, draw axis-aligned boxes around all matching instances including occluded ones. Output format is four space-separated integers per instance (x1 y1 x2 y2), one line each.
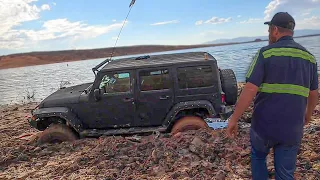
37 124 78 144
171 116 209 135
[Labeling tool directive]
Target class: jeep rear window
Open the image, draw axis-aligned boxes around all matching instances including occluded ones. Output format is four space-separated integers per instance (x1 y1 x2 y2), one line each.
177 66 214 89
139 69 170 91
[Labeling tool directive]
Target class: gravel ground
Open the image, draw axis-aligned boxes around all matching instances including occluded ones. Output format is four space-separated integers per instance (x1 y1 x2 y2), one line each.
0 81 319 180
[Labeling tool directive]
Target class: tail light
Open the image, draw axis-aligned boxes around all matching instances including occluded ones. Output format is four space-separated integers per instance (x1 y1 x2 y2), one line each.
221 92 226 103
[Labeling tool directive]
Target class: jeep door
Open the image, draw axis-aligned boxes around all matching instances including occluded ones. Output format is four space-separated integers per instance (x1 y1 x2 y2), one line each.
136 68 174 126
90 70 135 128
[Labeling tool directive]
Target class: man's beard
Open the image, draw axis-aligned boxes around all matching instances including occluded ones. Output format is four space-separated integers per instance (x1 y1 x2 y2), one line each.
269 34 277 45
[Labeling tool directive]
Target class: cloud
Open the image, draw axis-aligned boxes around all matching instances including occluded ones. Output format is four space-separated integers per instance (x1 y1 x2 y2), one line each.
20 19 126 41
263 0 320 29
41 4 50 11
302 12 311 16
112 19 117 22
205 17 232 24
0 0 125 49
196 17 232 25
264 0 320 20
150 20 179 26
237 15 242 18
239 18 263 24
52 2 57 6
296 16 320 29
0 0 42 49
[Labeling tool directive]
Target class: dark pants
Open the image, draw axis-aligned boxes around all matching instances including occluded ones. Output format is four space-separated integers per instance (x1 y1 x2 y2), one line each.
250 128 300 180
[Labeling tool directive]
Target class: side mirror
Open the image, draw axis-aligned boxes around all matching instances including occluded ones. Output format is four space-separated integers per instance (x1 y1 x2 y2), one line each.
94 89 101 101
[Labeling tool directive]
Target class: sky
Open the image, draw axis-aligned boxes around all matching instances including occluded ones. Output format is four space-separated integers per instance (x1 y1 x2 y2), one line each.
1 0 320 55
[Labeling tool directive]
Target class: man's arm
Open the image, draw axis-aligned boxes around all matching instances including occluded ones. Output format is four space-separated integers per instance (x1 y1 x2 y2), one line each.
233 49 265 120
230 82 259 122
305 63 319 125
305 90 319 123
227 49 265 138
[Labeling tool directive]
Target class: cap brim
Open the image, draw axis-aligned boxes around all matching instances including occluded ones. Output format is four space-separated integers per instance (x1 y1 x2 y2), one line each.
264 21 271 25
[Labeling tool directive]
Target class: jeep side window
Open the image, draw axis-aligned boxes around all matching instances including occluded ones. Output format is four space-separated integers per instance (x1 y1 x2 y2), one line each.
99 72 130 94
177 66 214 89
139 69 170 91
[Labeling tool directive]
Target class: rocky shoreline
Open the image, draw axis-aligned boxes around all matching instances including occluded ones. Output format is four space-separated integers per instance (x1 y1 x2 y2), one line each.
0 82 319 179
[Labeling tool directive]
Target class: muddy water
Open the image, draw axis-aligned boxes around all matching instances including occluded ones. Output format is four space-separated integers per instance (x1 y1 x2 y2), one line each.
0 36 319 105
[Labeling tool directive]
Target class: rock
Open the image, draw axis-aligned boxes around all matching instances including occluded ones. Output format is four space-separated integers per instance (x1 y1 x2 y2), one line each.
173 132 182 138
126 135 141 143
150 166 166 176
189 144 197 154
201 160 214 169
215 170 226 180
240 149 250 157
151 149 158 162
33 147 41 152
16 154 28 161
310 153 320 161
191 137 205 147
225 153 237 160
170 171 180 179
189 137 205 154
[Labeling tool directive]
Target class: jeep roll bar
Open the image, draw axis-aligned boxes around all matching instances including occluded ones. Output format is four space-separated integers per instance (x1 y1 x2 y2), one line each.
92 58 112 76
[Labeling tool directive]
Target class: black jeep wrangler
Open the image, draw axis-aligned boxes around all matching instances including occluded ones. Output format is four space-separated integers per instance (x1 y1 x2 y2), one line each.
29 51 237 144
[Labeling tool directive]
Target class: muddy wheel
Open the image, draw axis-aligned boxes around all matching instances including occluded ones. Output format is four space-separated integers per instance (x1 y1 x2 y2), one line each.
171 116 209 135
37 124 78 144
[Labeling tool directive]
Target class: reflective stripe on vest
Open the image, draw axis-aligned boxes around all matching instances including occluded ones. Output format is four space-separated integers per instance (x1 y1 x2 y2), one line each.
262 48 316 64
259 83 310 97
246 50 260 78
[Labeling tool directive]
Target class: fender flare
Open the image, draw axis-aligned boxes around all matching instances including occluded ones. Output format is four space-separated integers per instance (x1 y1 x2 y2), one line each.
32 107 83 132
163 100 216 128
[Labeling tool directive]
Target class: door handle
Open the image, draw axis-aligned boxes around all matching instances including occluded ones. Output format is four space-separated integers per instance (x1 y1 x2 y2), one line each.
159 95 170 100
123 97 134 102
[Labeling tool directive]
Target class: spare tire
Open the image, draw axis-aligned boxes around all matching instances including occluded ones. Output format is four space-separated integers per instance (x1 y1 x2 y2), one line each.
37 124 78 144
220 69 238 105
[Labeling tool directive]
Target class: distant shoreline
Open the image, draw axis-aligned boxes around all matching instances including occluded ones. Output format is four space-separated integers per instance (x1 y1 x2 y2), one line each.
0 34 319 70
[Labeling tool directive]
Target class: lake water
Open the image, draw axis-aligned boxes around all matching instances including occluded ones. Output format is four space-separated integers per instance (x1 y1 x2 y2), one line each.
0 36 319 105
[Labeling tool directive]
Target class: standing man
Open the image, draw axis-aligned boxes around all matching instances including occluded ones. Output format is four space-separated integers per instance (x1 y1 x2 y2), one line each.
226 12 319 179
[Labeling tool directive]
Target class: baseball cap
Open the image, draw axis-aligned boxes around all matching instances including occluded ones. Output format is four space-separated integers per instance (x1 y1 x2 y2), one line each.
264 12 295 30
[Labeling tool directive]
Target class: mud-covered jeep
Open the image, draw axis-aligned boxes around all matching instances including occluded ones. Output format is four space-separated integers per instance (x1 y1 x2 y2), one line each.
29 51 237 144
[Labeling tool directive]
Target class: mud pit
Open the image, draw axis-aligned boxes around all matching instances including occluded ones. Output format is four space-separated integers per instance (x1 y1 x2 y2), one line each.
0 82 319 180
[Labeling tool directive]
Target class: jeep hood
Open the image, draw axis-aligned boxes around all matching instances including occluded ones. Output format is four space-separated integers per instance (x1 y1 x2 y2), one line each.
39 83 92 108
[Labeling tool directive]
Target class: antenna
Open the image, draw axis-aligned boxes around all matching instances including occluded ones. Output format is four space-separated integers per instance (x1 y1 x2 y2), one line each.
92 0 136 75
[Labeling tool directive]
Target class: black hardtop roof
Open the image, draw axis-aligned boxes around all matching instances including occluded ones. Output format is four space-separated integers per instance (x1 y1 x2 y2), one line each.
101 51 216 71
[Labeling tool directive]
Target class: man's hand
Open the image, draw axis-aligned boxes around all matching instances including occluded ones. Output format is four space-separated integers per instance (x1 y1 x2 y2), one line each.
225 82 259 139
304 89 319 126
227 117 238 138
304 114 312 126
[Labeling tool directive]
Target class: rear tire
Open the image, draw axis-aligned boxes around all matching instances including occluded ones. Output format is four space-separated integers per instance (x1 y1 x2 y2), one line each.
220 69 238 105
37 124 78 144
171 116 209 135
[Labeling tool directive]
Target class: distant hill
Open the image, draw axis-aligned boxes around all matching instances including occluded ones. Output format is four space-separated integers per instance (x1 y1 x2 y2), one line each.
0 43 241 69
205 29 320 44
1 29 319 70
